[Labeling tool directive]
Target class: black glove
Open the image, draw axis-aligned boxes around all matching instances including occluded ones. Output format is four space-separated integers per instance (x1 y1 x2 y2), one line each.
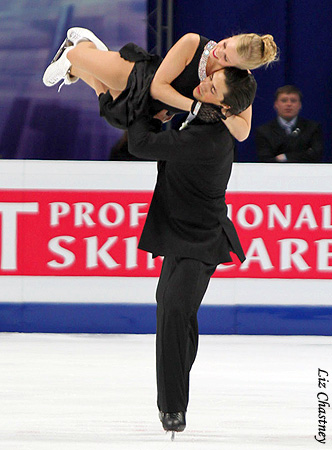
191 100 227 122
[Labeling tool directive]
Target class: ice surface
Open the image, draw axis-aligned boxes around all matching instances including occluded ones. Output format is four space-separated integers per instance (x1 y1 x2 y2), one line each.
0 333 331 449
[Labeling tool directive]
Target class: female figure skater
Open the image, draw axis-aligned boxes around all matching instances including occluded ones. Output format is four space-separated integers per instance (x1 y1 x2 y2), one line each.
43 27 277 141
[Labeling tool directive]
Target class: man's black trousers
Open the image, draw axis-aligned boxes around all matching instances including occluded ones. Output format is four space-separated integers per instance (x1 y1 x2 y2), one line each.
156 255 217 413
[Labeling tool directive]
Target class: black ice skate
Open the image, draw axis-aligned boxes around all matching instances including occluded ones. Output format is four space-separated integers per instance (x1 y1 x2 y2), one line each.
159 411 186 440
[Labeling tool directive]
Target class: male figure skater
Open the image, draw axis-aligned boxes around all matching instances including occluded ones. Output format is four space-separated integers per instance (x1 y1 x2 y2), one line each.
126 67 256 437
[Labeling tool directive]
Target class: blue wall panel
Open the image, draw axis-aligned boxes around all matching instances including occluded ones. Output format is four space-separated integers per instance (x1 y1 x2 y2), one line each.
284 0 332 163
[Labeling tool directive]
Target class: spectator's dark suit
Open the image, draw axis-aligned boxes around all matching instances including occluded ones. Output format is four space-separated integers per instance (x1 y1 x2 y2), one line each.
255 117 323 162
128 114 245 414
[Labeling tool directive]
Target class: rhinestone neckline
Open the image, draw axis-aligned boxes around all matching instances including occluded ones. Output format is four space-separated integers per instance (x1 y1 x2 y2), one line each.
198 40 217 81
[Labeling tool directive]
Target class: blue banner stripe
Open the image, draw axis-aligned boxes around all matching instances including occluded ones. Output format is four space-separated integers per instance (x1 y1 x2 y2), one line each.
0 303 331 335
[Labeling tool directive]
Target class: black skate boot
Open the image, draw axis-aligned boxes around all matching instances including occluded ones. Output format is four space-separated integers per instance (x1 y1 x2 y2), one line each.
159 411 186 440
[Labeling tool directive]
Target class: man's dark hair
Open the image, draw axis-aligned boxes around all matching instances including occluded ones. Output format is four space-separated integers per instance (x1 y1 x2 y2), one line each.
274 85 303 101
223 67 257 115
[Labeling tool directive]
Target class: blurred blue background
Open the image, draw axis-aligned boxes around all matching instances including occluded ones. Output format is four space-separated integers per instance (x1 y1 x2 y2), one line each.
0 0 331 162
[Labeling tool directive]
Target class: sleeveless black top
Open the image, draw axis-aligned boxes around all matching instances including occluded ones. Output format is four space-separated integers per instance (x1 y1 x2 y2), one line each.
171 36 208 102
99 36 209 129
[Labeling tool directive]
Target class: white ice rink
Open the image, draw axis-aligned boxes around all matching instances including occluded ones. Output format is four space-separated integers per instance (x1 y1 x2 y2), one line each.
0 333 331 450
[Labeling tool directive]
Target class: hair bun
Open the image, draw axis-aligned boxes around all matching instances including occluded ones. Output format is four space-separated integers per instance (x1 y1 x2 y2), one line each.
235 32 279 69
261 34 278 65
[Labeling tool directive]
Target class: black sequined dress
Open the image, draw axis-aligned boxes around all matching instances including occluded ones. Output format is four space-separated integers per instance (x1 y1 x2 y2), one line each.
99 36 209 129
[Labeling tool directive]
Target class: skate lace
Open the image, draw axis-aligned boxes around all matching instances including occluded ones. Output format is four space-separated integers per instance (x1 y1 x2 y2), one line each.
58 73 74 92
58 80 66 92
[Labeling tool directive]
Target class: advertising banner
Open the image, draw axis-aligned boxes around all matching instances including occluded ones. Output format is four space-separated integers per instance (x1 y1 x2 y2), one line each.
1 190 331 280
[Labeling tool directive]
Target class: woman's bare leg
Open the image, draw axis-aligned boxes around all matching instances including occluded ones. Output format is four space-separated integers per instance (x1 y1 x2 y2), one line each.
68 41 134 92
70 65 122 98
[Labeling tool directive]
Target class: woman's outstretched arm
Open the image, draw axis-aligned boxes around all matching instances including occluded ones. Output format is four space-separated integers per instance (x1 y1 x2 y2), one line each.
150 33 199 111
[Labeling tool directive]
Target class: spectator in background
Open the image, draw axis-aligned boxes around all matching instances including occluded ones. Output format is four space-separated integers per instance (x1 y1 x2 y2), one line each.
255 85 323 162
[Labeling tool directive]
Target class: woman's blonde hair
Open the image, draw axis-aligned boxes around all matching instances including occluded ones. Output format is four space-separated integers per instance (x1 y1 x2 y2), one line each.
234 33 279 70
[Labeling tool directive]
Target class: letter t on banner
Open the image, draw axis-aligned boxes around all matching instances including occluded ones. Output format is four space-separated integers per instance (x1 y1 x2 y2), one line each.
0 203 39 270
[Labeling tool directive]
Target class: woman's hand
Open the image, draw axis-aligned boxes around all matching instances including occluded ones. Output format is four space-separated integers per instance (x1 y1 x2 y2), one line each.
221 106 233 119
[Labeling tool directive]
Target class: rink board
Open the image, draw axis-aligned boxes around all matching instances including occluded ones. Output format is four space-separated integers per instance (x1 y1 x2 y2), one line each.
0 160 331 335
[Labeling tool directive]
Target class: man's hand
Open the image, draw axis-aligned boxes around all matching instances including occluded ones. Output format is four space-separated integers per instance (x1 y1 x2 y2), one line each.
275 153 287 162
153 110 174 123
